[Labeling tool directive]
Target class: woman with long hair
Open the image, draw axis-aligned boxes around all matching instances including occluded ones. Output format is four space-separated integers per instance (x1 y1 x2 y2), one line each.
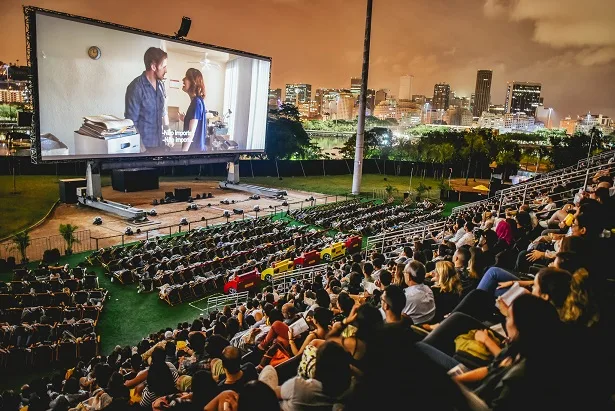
392 262 407 289
179 68 207 152
140 347 177 408
431 260 463 322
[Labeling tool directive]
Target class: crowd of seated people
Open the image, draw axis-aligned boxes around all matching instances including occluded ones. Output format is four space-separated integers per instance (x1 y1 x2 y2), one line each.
2 159 614 410
0 265 107 372
291 198 443 236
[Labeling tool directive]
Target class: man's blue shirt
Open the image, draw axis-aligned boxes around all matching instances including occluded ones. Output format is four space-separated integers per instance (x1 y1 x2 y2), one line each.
125 72 166 148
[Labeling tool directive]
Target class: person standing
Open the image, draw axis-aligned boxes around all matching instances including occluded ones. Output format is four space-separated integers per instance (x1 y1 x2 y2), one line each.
125 47 169 154
178 68 208 152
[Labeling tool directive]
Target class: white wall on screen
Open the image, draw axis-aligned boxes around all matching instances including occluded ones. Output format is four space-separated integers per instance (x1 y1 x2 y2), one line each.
36 13 160 155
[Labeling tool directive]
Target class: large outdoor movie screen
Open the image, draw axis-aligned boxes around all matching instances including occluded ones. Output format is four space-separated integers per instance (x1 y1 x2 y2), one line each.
34 11 270 160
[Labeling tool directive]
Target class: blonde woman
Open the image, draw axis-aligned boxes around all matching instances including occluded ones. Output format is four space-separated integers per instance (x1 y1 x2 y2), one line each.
431 261 463 322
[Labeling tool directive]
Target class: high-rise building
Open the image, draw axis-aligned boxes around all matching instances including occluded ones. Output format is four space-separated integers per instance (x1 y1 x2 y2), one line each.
447 107 474 126
337 91 356 121
366 89 376 114
504 81 542 116
432 83 451 111
472 70 492 117
285 84 312 105
375 89 388 106
575 113 613 135
316 88 345 119
412 95 426 105
559 117 577 135
350 77 362 96
398 75 413 101
268 89 282 110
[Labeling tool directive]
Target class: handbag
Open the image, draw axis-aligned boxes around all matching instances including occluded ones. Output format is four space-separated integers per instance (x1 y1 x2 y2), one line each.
454 329 502 362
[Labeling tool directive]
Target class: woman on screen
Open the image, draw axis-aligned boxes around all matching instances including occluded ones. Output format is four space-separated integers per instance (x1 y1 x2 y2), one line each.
179 68 207 152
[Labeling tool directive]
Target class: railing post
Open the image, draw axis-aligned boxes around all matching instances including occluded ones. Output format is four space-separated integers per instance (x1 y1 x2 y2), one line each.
122 235 125 246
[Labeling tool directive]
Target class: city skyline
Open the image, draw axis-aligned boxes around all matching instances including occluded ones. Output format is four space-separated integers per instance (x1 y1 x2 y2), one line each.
1 0 614 124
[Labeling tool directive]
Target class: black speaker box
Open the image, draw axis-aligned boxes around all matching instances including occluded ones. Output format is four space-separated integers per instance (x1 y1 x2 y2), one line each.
112 168 159 192
59 178 87 204
174 187 192 202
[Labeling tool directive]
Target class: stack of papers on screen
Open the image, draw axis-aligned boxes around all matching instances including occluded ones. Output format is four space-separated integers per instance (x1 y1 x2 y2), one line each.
77 115 136 139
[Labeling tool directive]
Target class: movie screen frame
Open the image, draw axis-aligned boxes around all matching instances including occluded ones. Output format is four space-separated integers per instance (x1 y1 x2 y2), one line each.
24 7 272 163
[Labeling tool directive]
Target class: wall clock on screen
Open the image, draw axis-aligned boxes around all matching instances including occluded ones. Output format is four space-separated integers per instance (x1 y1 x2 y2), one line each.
88 46 101 60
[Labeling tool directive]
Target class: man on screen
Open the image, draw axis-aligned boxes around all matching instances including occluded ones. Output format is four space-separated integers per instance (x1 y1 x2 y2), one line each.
125 47 169 154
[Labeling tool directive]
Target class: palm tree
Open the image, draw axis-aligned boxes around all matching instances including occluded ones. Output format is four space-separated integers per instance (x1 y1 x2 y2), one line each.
12 230 30 264
462 133 486 186
59 224 80 255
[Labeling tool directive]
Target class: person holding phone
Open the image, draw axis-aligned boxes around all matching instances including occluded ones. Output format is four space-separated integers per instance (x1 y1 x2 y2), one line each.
178 68 207 152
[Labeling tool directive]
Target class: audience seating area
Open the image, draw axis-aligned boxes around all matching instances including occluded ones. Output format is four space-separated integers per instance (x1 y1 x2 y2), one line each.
0 266 107 374
2 152 615 411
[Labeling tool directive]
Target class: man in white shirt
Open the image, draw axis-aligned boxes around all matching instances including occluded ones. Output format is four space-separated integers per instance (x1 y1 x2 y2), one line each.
455 222 476 249
446 218 467 243
402 260 435 324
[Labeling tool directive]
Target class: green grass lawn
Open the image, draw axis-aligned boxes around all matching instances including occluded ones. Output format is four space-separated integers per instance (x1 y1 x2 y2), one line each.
0 174 446 240
0 175 111 239
0 175 64 239
240 174 443 199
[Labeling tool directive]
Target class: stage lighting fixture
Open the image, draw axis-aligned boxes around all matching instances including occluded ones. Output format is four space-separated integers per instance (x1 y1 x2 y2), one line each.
175 16 192 38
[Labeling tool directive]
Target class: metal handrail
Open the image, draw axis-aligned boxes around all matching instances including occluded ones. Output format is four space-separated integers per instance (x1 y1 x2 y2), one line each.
365 220 447 253
271 264 330 294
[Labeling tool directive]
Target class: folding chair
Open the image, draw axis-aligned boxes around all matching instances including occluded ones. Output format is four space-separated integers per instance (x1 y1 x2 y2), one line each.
9 281 26 294
63 307 82 322
32 344 55 368
88 290 107 305
74 321 95 338
179 284 194 303
52 292 71 307
56 323 75 341
82 275 99 290
113 270 135 285
56 341 78 365
73 291 89 305
4 308 23 325
64 279 80 292
77 336 98 362
29 281 47 293
44 307 63 325
12 269 28 281
48 279 63 292
164 288 182 306
34 324 54 344
82 306 100 323
191 282 205 299
18 293 36 308
36 293 52 307
172 271 185 285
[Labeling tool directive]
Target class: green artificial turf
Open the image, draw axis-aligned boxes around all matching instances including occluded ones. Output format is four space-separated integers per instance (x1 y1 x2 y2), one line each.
239 174 442 200
0 173 466 389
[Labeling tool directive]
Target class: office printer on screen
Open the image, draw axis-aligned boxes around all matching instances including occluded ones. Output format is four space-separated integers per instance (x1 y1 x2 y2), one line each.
208 109 238 151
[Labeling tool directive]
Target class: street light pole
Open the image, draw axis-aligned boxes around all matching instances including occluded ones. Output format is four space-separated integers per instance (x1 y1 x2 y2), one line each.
351 0 374 195
583 127 597 188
